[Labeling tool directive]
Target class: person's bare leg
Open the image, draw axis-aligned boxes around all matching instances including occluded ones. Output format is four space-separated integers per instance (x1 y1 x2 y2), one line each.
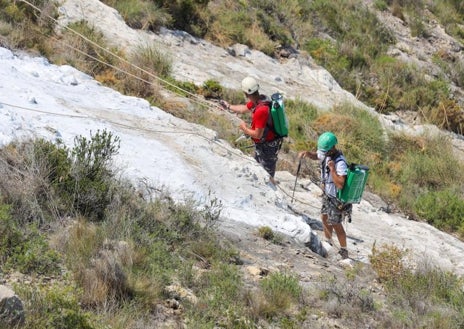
321 214 333 241
333 223 347 248
333 223 348 259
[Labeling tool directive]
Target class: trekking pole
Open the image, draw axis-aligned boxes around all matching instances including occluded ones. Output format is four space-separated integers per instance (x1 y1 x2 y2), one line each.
291 158 302 203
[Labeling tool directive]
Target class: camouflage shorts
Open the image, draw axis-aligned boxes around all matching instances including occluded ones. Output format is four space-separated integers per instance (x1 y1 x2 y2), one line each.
321 195 352 225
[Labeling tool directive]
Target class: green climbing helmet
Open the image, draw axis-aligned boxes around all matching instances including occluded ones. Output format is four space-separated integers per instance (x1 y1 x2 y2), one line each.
317 132 338 151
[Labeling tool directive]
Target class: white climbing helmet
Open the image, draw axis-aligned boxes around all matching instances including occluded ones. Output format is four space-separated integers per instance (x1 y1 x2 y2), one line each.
241 76 259 94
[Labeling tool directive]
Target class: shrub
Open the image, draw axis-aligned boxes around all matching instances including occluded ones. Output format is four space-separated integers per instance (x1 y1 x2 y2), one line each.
154 0 210 36
201 79 223 99
204 3 252 47
0 0 57 54
16 283 103 329
64 129 121 221
257 226 283 245
316 266 376 321
188 262 243 326
101 0 171 31
414 188 464 234
393 133 463 190
423 98 464 135
260 272 302 315
379 132 464 222
114 44 171 99
377 259 464 328
369 59 450 114
0 139 67 224
130 44 172 78
258 226 274 240
303 37 351 80
0 204 61 276
369 243 408 283
374 0 389 10
50 20 119 77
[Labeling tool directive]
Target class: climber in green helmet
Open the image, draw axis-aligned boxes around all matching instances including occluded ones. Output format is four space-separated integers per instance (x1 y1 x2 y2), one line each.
298 131 351 259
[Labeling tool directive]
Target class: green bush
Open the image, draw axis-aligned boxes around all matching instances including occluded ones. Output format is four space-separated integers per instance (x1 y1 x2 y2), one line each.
113 44 172 99
260 272 302 313
102 0 171 31
369 59 450 114
303 38 351 80
379 132 464 220
414 189 464 233
187 262 244 327
428 1 464 42
257 226 274 241
165 78 199 97
394 134 463 190
16 283 103 329
201 79 223 99
153 0 210 36
0 204 61 275
130 44 172 78
257 226 283 245
374 0 389 10
0 0 52 23
0 0 57 54
65 129 120 221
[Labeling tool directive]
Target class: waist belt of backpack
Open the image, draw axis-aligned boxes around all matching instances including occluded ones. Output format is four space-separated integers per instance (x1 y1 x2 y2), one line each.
258 136 283 147
327 195 350 211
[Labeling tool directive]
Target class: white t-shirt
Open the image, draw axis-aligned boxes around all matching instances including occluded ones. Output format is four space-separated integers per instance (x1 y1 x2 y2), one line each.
320 153 348 197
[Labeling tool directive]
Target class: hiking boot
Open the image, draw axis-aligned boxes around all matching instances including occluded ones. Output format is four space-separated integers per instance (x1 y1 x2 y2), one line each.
338 248 349 259
269 177 279 185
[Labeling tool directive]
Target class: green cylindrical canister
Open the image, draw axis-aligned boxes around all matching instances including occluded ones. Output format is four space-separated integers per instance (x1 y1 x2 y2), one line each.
338 165 369 204
270 93 288 137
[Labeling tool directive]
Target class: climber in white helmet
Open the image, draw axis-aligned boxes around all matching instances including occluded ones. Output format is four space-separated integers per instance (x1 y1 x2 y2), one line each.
220 76 283 185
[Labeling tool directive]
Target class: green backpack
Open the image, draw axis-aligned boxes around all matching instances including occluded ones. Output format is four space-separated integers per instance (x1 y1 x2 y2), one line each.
337 163 369 204
258 93 289 142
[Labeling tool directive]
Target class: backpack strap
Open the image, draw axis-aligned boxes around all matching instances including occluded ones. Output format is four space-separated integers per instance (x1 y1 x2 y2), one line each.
321 151 346 185
255 98 274 143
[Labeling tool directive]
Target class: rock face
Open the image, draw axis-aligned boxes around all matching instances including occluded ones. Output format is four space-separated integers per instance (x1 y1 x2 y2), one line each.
56 0 367 111
49 0 464 275
0 285 25 327
56 0 464 158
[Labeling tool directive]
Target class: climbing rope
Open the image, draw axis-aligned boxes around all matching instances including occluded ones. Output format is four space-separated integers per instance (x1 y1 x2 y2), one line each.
7 0 323 210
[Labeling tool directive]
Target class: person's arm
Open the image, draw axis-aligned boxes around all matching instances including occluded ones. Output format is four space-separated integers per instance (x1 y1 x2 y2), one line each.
327 160 346 190
229 104 250 114
219 100 250 114
239 121 264 139
298 150 318 160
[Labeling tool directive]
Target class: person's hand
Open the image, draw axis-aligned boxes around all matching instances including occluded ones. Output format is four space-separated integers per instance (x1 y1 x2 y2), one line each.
298 151 308 158
219 100 230 111
327 159 335 172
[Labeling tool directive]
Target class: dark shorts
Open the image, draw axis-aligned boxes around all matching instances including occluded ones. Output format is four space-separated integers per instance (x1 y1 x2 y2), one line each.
254 138 282 177
321 195 352 225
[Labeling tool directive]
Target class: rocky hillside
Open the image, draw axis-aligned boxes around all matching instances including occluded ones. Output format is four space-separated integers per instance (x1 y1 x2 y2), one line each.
1 0 464 327
56 0 464 282
57 0 464 154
